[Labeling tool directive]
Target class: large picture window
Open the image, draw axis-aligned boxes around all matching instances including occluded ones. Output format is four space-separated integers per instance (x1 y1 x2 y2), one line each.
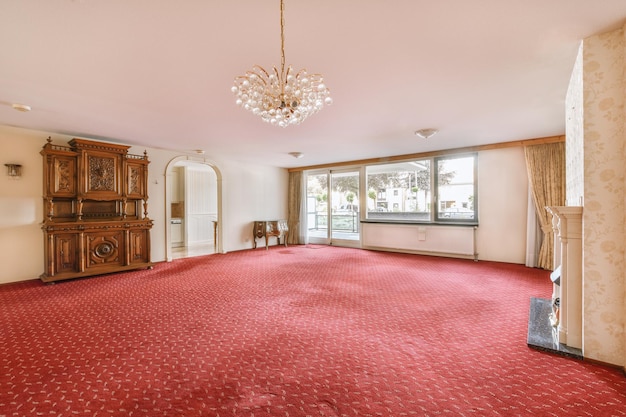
365 153 477 224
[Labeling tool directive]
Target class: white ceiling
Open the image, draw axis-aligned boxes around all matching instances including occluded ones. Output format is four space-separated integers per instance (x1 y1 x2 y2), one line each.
1 1 625 168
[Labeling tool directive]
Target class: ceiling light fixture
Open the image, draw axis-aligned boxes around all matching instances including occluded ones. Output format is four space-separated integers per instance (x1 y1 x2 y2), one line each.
288 152 303 159
12 103 31 112
231 0 332 127
414 128 438 139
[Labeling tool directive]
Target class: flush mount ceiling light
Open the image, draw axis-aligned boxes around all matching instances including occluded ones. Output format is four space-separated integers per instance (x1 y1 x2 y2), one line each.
414 128 439 139
288 152 303 159
12 103 31 112
232 0 332 127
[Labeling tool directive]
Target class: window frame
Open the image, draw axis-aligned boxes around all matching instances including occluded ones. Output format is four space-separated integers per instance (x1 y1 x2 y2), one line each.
363 152 478 226
433 153 478 225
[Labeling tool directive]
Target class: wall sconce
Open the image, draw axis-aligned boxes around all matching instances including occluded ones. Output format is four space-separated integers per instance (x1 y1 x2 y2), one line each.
5 164 22 179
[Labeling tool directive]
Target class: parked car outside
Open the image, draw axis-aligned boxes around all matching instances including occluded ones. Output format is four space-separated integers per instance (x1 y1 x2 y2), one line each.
442 207 474 219
336 204 359 213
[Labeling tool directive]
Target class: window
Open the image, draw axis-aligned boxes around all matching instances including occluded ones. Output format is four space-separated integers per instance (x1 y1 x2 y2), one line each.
435 155 477 223
365 153 477 224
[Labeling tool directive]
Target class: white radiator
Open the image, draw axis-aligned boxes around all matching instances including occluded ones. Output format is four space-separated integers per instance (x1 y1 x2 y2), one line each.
362 223 478 260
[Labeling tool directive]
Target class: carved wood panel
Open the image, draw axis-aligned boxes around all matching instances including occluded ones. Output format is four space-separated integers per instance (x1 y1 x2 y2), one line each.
87 155 116 192
86 231 124 269
53 233 79 275
51 156 77 196
129 229 149 264
126 160 147 199
83 151 122 198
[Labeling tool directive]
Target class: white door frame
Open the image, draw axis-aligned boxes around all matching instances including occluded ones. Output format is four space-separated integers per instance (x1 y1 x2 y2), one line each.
164 155 223 261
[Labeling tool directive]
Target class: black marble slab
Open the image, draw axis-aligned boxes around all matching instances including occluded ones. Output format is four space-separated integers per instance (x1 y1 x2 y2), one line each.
527 297 582 359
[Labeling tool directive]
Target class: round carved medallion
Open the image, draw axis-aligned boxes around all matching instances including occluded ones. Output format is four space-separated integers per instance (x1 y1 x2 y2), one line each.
94 242 115 258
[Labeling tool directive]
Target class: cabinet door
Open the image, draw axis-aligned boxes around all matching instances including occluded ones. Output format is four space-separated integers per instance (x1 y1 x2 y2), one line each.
126 160 148 199
85 231 125 270
81 150 123 199
128 229 150 264
46 155 77 197
52 233 80 275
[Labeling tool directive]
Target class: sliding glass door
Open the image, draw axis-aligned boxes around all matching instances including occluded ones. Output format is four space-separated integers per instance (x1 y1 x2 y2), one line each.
306 172 328 243
330 171 360 243
306 169 360 246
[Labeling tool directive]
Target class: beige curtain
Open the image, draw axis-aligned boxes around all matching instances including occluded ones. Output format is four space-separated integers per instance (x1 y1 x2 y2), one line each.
287 171 302 245
524 142 565 270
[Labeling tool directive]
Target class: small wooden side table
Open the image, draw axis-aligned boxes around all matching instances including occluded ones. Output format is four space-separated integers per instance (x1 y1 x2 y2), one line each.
253 220 289 250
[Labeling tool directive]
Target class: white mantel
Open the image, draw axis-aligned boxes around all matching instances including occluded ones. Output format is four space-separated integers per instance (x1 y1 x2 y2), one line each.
546 206 583 350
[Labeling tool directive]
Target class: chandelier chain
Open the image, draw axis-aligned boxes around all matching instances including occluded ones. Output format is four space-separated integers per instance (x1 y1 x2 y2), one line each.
280 0 286 84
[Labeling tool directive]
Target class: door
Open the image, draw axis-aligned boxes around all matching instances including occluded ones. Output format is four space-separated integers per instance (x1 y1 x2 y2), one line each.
306 170 360 246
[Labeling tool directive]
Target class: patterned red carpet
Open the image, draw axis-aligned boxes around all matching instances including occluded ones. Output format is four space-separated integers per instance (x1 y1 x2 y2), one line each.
1 246 625 416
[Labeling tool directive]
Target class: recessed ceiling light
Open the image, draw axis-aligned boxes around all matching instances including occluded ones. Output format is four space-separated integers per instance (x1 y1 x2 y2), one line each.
289 152 304 159
12 103 31 112
414 128 438 139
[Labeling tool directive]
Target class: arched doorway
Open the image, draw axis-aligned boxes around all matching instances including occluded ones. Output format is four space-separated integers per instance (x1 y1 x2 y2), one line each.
165 156 222 261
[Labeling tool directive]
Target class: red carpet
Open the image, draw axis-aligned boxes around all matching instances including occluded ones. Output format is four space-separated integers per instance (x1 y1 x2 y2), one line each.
1 246 625 416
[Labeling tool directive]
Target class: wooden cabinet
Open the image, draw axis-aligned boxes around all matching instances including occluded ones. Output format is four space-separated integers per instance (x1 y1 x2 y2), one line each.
40 137 153 283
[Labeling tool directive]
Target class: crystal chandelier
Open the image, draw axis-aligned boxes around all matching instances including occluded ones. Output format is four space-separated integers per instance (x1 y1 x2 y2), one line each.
232 0 332 127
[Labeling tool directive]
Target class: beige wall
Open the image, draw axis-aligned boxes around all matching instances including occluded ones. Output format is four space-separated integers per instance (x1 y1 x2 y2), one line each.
476 147 529 263
566 44 584 207
566 24 626 367
0 125 289 284
0 127 47 283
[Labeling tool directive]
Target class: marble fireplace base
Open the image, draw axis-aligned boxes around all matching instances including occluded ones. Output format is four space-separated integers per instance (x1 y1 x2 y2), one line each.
527 297 582 359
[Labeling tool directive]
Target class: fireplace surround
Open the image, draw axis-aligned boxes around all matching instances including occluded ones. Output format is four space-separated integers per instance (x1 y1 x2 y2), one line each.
527 206 583 358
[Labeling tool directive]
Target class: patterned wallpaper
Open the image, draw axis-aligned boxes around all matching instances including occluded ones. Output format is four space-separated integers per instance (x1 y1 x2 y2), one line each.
565 44 584 207
568 24 626 366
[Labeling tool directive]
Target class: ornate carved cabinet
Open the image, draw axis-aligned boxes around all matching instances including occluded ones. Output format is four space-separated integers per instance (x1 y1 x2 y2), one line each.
40 138 153 282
